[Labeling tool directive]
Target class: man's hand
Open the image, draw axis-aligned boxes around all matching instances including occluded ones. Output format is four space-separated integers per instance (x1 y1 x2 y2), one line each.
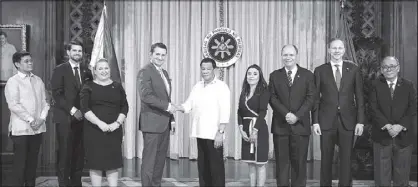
381 124 393 130
313 124 322 135
31 118 45 130
249 130 258 143
388 128 399 137
354 124 364 136
214 131 223 148
73 110 83 121
285 113 298 125
239 125 250 142
170 122 176 135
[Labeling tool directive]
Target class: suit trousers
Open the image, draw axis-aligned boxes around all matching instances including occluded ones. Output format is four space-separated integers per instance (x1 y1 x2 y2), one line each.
373 141 412 187
320 114 354 187
197 138 225 187
273 134 310 187
9 133 42 187
141 127 170 187
56 120 84 187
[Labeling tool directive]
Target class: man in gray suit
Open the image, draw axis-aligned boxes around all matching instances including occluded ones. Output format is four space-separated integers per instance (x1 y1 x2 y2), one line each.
137 42 177 186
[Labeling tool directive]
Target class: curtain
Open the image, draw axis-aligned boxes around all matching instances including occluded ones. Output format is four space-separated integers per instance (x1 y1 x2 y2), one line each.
109 0 327 160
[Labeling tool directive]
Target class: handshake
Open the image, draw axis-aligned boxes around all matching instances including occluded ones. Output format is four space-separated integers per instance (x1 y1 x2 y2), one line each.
169 104 185 114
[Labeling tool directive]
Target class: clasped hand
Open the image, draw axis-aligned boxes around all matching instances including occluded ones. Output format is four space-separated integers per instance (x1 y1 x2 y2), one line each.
285 113 298 125
30 118 45 131
169 104 185 113
98 121 120 132
239 125 257 143
382 124 404 138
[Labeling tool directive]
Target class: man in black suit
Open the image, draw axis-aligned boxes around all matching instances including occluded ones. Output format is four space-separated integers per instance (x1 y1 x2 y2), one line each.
137 42 177 187
51 41 92 187
370 56 417 187
269 45 316 187
312 39 365 186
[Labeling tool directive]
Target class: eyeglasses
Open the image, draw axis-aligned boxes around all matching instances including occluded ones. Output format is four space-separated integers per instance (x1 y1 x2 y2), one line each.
381 65 398 71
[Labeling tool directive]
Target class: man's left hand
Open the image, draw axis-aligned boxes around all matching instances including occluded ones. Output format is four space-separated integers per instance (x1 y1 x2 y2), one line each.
354 124 364 136
214 132 223 149
285 113 298 125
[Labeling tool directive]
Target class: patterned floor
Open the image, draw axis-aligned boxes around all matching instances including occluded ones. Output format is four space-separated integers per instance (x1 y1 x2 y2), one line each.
33 177 418 187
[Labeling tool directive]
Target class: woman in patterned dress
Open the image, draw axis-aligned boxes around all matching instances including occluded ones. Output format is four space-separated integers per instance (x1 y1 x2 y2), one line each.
237 64 270 187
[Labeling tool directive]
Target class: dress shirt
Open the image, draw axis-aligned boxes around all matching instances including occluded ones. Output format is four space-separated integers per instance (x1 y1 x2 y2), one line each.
285 65 298 84
4 71 50 136
386 77 398 92
182 77 231 140
1 42 17 81
152 64 173 111
330 60 343 78
69 61 82 115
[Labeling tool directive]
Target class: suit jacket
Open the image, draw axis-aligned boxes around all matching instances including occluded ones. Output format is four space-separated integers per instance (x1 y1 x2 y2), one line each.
269 65 316 135
312 61 365 130
370 75 417 147
51 62 92 124
137 63 174 133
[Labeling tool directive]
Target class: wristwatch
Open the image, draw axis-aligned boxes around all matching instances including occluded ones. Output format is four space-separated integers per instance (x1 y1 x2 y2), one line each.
218 129 224 134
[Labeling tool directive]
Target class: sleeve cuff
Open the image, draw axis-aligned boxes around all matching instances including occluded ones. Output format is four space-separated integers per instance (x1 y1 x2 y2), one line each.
27 117 35 124
70 107 77 115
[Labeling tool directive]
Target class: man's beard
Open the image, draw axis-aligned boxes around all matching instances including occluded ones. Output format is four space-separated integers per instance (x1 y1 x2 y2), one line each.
70 55 82 62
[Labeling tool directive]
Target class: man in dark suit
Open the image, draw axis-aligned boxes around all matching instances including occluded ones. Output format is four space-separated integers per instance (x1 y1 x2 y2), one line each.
370 56 417 187
137 42 177 187
312 39 365 186
51 41 92 187
269 45 316 187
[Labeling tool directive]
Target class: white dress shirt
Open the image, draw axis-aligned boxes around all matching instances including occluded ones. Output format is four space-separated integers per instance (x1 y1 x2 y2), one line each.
182 77 231 140
330 60 343 78
4 71 50 136
386 77 398 92
285 65 298 84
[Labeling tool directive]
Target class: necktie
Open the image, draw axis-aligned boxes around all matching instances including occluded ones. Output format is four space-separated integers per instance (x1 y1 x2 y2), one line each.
334 64 341 90
389 82 394 99
158 68 170 95
74 67 81 89
287 70 293 87
28 75 39 117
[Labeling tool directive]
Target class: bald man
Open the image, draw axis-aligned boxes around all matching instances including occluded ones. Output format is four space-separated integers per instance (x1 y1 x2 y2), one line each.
312 39 365 186
370 56 416 187
269 45 316 187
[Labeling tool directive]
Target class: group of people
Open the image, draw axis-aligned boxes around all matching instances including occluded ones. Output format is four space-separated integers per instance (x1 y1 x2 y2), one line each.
4 38 416 187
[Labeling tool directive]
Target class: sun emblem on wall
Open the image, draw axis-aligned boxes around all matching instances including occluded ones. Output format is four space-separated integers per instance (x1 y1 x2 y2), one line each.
202 27 243 67
211 36 235 59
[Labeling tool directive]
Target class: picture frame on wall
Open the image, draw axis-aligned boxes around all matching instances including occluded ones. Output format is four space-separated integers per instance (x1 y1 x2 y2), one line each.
0 24 29 86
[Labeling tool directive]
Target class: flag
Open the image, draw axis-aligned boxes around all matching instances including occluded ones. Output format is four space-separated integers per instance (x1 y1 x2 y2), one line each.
90 3 121 82
335 8 358 65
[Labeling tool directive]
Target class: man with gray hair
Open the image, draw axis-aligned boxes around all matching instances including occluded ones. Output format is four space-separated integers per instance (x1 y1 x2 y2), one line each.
369 56 417 187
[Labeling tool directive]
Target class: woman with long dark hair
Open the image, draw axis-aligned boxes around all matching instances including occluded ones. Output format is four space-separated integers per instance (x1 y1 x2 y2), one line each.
237 64 270 186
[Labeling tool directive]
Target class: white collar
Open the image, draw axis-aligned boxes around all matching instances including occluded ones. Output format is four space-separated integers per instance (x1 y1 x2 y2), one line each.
330 60 343 67
69 61 80 68
17 71 33 78
285 65 298 73
386 77 398 86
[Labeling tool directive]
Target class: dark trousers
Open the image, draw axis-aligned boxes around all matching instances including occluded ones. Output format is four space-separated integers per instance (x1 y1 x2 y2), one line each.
197 138 225 187
9 133 42 187
56 120 84 187
320 115 354 187
141 128 170 187
373 141 413 187
273 134 310 187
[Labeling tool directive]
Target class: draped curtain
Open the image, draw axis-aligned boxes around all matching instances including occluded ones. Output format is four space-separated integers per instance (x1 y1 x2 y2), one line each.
108 0 327 160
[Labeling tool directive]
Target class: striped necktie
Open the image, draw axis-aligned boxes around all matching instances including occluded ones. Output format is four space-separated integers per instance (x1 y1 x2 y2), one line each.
389 82 394 99
334 64 341 90
287 70 293 87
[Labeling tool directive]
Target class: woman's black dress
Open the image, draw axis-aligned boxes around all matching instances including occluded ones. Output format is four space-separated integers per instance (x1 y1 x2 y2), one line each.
80 81 128 170
237 90 270 164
